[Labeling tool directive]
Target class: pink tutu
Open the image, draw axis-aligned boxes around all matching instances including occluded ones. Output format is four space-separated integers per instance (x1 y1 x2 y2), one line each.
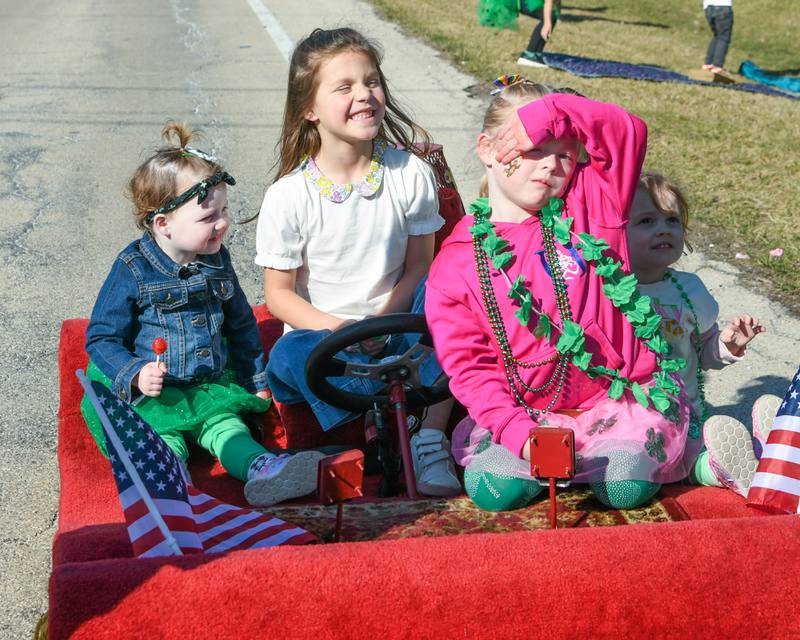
452 391 699 485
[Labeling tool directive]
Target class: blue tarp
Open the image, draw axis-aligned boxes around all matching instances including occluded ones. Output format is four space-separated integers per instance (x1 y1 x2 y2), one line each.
542 52 800 101
739 60 800 95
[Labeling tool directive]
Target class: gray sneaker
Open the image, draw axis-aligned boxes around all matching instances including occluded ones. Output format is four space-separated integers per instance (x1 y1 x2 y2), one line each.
703 415 758 498
410 428 462 497
244 451 326 507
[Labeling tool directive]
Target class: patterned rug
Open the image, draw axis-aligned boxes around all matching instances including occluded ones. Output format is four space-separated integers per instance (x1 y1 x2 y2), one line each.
266 488 688 543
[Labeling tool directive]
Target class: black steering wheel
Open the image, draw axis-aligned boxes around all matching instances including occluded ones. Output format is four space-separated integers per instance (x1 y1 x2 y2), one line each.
305 313 451 412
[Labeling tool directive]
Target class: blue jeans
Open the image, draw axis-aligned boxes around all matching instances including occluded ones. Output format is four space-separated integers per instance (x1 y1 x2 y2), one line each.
266 280 443 431
704 6 733 68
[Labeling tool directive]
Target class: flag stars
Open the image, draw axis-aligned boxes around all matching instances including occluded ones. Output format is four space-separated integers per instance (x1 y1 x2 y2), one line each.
147 450 156 460
117 470 128 481
145 470 156 481
125 428 135 439
156 481 166 492
116 417 126 428
134 459 145 470
157 462 166 471
136 439 146 449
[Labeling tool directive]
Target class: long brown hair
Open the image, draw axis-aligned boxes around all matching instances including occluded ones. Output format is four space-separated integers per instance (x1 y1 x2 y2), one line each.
127 122 223 230
272 27 431 183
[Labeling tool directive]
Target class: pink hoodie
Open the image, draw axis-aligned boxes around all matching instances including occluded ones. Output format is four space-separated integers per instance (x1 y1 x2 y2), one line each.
426 94 651 457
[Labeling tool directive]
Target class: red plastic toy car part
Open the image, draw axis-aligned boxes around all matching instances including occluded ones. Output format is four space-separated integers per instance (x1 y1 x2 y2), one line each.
529 427 576 529
317 450 365 542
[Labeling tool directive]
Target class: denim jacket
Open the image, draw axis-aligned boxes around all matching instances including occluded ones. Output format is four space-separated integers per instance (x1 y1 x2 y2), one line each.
86 232 268 402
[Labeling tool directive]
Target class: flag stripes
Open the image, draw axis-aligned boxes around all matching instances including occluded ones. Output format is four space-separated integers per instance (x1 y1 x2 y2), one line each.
748 367 800 514
78 371 317 557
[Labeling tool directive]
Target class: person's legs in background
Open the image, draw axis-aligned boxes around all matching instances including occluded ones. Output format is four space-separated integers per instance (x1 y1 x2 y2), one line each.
517 7 558 68
703 6 734 73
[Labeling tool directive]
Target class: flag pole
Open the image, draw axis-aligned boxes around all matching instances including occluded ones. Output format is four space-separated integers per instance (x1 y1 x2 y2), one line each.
77 370 183 556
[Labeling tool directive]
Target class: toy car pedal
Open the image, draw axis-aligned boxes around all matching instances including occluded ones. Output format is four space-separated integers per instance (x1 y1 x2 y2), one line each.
529 427 575 482
317 449 365 505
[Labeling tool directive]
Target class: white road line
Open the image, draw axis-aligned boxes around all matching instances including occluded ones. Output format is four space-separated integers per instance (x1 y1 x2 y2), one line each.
245 0 294 63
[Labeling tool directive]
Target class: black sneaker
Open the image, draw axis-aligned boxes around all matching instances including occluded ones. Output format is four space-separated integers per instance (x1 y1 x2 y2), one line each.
517 50 547 68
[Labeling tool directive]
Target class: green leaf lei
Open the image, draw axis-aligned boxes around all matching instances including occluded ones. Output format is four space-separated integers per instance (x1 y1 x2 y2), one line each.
468 196 686 419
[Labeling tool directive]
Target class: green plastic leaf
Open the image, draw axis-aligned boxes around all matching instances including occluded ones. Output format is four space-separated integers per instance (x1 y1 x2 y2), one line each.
533 314 552 340
595 257 622 278
507 275 526 302
654 370 681 396
660 357 687 373
468 220 493 238
602 273 639 306
621 294 653 324
633 313 663 339
573 349 592 371
482 232 509 255
543 197 564 215
631 382 650 408
648 387 671 414
514 292 532 326
555 320 585 354
491 250 513 270
553 216 574 245
608 378 625 400
646 333 670 355
469 197 491 218
577 232 610 261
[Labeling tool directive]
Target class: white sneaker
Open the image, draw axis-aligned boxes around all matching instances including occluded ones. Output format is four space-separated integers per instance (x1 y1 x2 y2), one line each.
752 394 782 448
409 428 462 497
703 416 758 498
244 451 326 507
517 51 548 68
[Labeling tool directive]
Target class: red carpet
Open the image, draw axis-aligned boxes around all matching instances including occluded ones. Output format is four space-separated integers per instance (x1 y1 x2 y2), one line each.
51 317 799 639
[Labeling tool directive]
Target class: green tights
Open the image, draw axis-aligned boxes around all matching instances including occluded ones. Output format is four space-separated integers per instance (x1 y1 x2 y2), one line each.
464 449 719 512
160 412 268 482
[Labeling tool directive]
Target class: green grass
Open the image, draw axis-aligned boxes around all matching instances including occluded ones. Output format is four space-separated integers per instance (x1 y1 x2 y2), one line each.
368 0 800 310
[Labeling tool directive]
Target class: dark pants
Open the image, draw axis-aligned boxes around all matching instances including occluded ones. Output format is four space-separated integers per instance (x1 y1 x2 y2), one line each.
704 6 733 68
522 7 559 54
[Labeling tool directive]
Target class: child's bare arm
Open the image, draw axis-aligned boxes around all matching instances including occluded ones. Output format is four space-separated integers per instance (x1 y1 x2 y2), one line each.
263 267 347 331
719 314 765 357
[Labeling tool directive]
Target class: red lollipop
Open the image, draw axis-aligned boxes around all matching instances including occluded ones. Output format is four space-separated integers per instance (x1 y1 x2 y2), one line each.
152 338 168 364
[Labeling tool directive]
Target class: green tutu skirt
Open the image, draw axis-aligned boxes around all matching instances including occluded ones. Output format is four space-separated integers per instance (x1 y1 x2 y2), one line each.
80 360 271 458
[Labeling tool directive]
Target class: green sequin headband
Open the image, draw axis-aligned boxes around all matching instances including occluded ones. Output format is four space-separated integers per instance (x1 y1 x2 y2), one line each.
146 170 236 223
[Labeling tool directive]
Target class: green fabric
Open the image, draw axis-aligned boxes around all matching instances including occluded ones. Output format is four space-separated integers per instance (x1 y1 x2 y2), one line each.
478 0 520 29
464 469 544 511
590 479 661 509
196 412 268 481
522 0 561 19
687 450 721 487
80 359 270 459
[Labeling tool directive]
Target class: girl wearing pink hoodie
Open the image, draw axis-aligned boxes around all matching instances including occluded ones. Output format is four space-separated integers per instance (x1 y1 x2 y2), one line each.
426 80 698 510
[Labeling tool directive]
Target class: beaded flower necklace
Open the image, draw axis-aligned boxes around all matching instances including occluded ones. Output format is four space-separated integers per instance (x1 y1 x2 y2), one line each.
469 196 686 420
664 269 707 438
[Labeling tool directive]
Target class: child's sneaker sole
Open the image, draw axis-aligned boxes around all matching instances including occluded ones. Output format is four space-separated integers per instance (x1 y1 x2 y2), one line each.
703 415 758 498
517 57 548 68
244 451 326 507
752 394 782 445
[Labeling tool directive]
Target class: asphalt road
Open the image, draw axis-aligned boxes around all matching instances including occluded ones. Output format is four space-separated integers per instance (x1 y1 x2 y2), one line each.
1 0 797 636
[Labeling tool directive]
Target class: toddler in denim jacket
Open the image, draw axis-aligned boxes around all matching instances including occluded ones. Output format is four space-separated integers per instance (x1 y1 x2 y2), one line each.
81 122 324 506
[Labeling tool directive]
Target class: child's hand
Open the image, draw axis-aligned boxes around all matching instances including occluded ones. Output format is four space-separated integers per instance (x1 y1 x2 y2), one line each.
719 314 765 357
255 389 270 402
134 362 167 397
359 335 389 357
495 112 533 164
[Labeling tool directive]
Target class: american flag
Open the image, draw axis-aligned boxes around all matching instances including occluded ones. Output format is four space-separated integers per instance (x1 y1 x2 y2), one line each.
78 371 316 557
748 366 800 514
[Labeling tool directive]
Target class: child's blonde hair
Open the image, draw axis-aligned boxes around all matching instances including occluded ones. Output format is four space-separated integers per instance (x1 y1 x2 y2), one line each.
639 172 693 252
273 27 431 183
127 122 224 230
479 80 584 197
